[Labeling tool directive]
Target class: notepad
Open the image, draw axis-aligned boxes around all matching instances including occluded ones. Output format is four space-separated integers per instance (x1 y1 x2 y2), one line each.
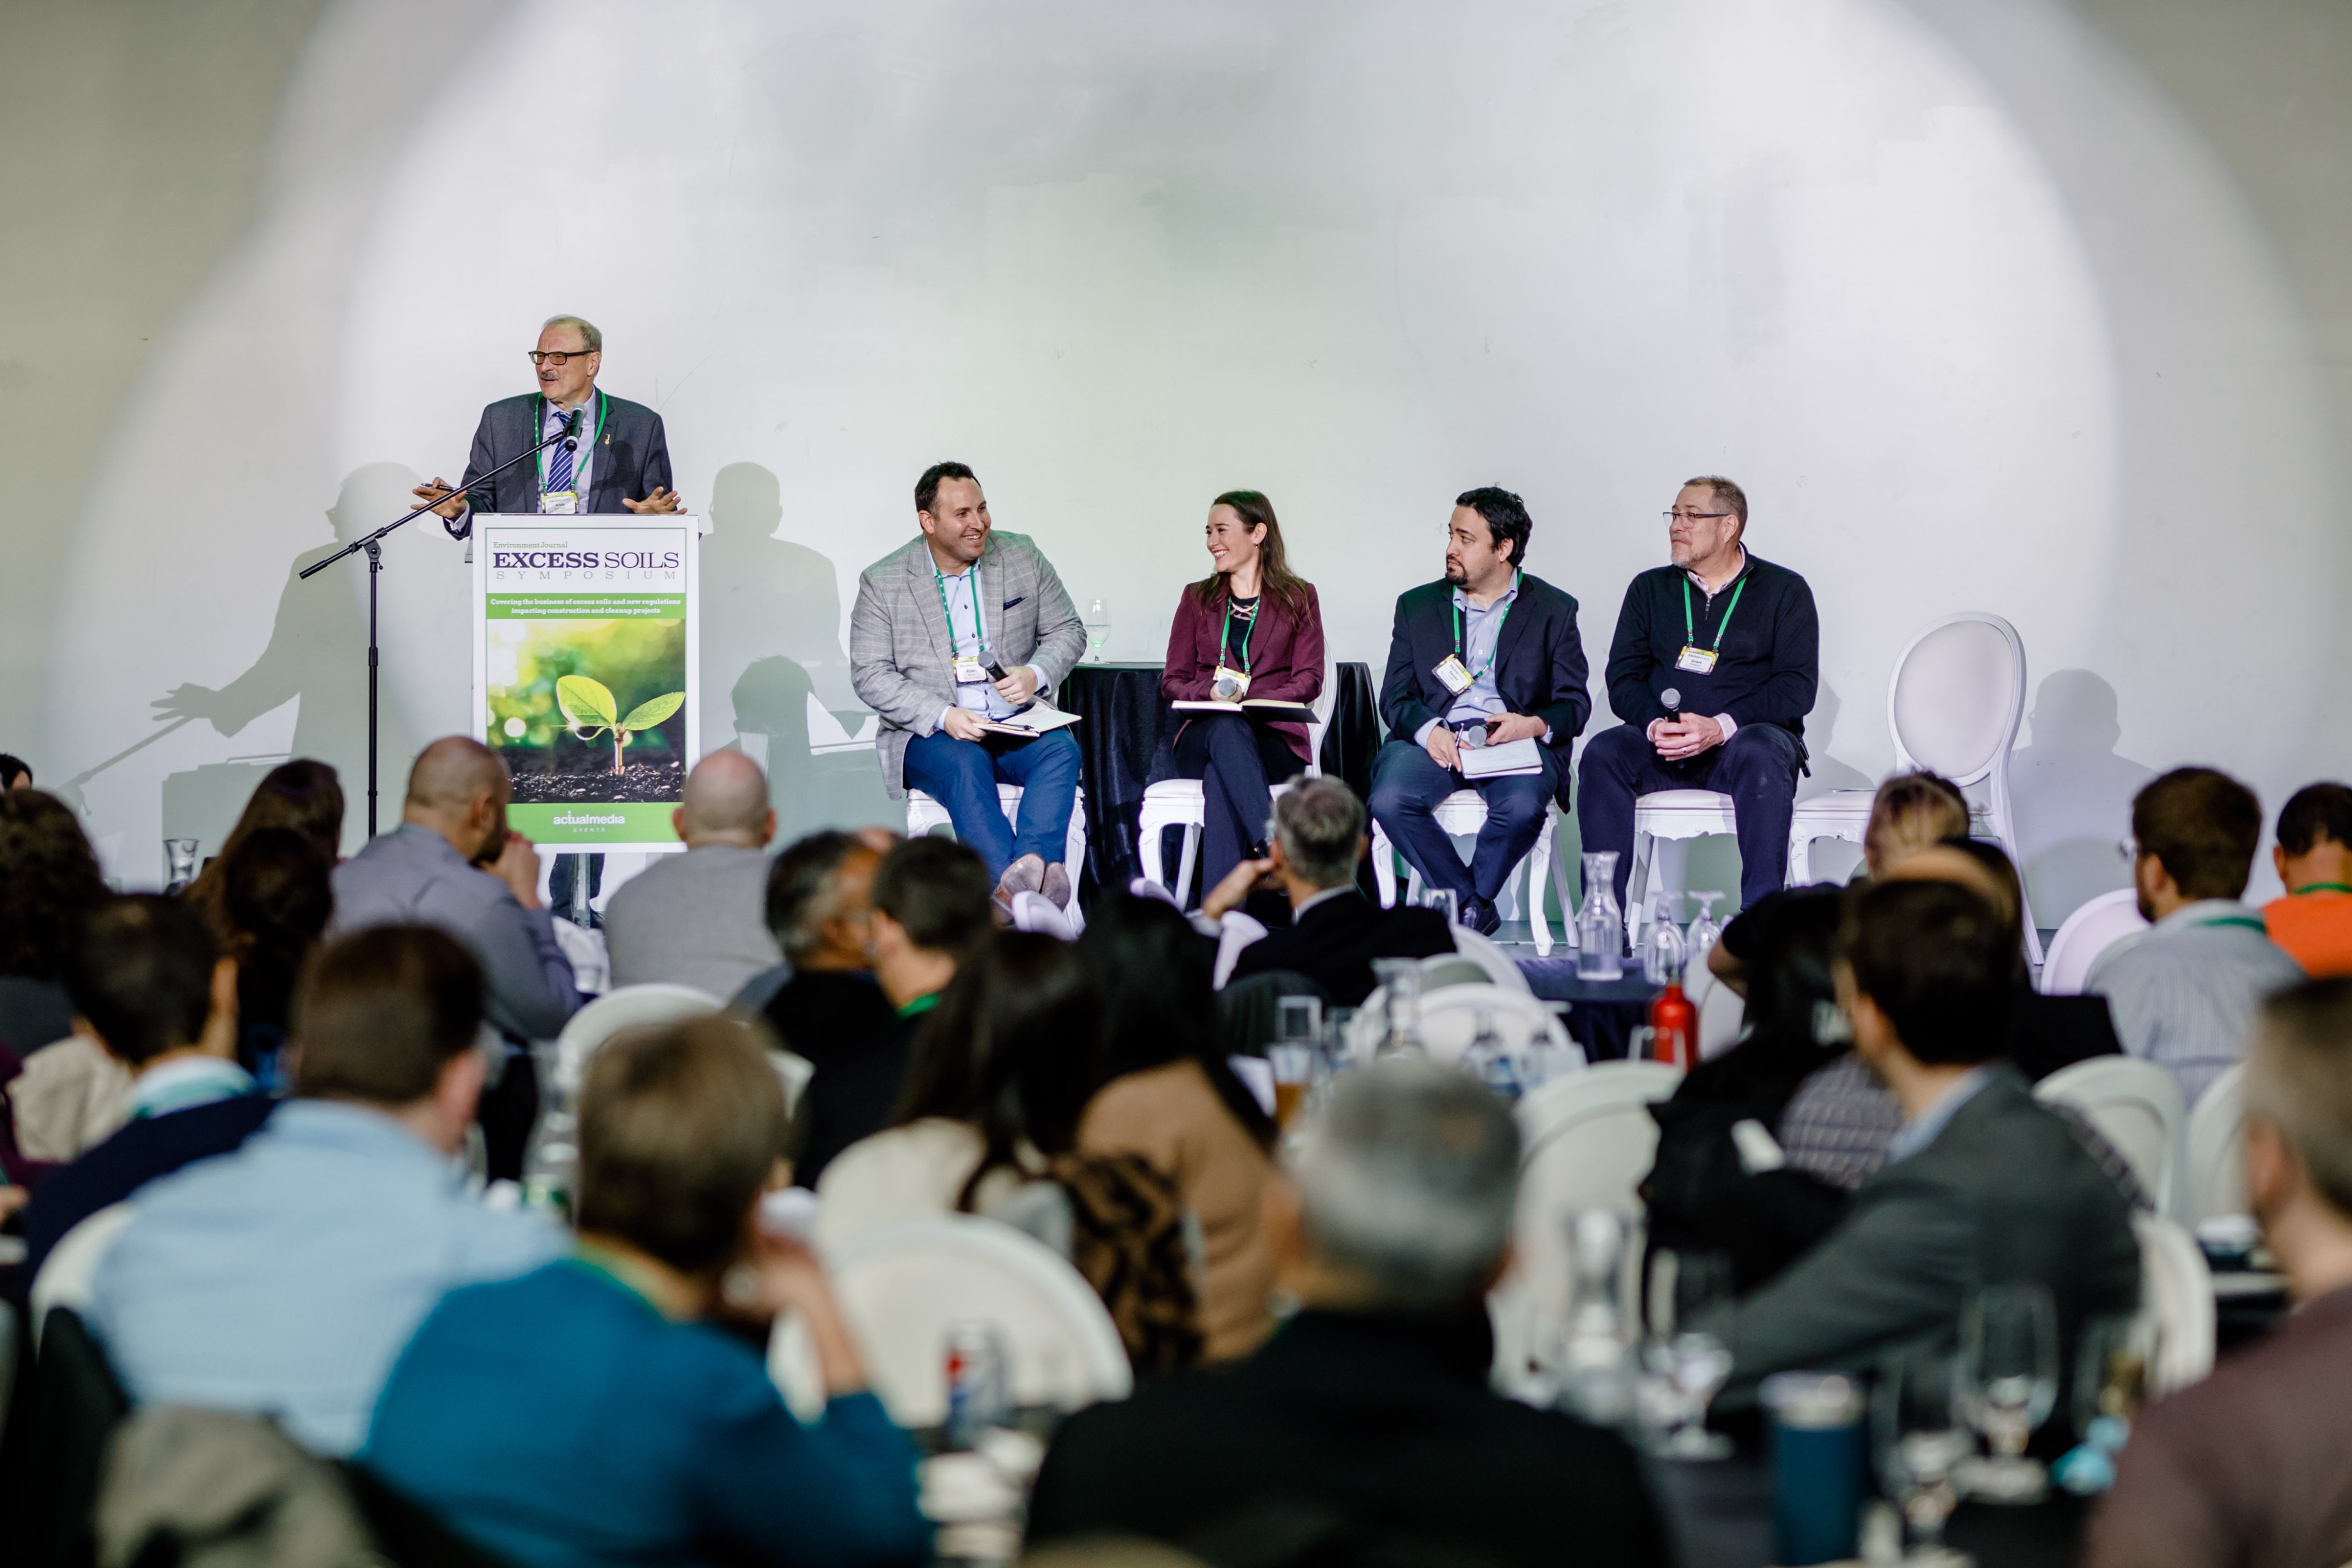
1170 699 1317 723
978 705 1082 738
1457 737 1544 779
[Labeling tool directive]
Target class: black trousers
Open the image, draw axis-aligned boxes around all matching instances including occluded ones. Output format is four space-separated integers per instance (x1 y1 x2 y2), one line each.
1174 714 1308 895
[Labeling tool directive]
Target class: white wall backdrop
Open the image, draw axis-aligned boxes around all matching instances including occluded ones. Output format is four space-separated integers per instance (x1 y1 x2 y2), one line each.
40 0 2346 924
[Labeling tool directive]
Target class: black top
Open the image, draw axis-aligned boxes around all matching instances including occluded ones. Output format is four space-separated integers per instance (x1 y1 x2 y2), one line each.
1220 594 1261 671
763 970 915 1189
20 1094 276 1287
1378 573 1591 771
444 390 675 539
1026 1307 1671 1567
0 977 74 1059
1228 891 1455 1008
1604 552 1819 746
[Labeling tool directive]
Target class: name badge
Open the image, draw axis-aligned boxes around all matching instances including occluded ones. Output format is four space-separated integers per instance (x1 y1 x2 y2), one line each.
954 655 988 685
540 490 579 516
1212 665 1251 700
1674 645 1719 675
1434 655 1474 695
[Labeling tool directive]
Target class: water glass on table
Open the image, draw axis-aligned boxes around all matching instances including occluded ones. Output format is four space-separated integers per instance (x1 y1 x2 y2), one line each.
1418 886 1459 926
1642 1249 1735 1459
1955 1282 2059 1504
1873 1345 1976 1563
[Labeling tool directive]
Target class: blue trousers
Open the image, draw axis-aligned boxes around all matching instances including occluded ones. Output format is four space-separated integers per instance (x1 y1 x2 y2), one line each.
1575 721 1804 912
1174 714 1307 894
903 726 1082 882
1368 740 1560 904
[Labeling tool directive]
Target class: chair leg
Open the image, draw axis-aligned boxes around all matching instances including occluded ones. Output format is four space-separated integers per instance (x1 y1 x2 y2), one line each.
1174 824 1202 912
1625 829 1654 948
1529 810 1556 958
1371 824 1398 908
1789 830 1812 888
1139 817 1167 896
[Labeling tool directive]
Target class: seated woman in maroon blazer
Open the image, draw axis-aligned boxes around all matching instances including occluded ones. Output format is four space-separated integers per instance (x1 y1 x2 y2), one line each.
1160 491 1326 895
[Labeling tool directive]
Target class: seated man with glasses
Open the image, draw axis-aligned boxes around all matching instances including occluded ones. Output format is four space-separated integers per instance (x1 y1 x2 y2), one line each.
1576 475 1819 928
1365 486 1590 936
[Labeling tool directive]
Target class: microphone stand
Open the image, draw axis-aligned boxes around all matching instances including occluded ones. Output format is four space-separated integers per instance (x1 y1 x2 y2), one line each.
301 417 581 838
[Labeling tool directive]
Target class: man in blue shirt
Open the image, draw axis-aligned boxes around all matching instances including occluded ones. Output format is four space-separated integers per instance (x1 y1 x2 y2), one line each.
1579 475 1819 920
87 926 562 1456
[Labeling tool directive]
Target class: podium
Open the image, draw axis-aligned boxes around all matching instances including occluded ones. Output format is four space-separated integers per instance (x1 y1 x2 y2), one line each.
471 514 701 852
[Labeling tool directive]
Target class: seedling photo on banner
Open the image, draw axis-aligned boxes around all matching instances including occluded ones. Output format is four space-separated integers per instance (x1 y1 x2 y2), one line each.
472 517 701 851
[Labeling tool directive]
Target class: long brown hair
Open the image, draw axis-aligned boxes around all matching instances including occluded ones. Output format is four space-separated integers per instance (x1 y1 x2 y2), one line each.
1190 490 1310 617
184 760 343 942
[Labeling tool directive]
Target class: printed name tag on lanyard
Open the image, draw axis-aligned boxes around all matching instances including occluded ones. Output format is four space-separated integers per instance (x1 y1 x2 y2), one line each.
540 490 579 516
1433 655 1475 695
953 655 989 686
1674 645 1719 675
1212 664 1252 699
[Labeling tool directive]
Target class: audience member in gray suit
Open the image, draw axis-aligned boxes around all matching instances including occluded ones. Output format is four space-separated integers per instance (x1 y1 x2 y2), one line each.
849 462 1089 909
330 738 578 1043
601 751 783 999
1710 880 2140 1400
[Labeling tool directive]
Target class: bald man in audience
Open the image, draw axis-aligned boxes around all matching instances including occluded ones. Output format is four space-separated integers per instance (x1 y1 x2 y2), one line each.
330 737 579 1042
601 751 784 999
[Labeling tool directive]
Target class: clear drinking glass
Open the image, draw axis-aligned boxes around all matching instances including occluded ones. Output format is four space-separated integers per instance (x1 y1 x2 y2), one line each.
1370 959 1423 1055
1275 994 1322 1048
1419 886 1460 926
1465 1008 1521 1099
1576 851 1623 981
1268 1043 1316 1129
1957 1282 2059 1504
1686 890 1726 959
163 837 199 893
1642 893 1688 985
1873 1346 1974 1557
1645 1249 1735 1458
1084 598 1111 663
1557 1209 1637 1427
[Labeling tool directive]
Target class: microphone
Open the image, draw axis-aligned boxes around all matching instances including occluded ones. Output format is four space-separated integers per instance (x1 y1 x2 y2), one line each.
562 407 583 449
1661 687 1681 719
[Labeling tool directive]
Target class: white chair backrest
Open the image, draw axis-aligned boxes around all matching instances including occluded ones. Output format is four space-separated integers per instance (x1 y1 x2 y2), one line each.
1010 891 1076 940
771 1050 814 1115
1887 613 2025 787
2183 1060 2249 1223
1392 985 1575 1065
2040 889 2149 994
1506 1064 1680 1383
772 1215 1132 1427
1211 911 1268 989
550 982 725 1097
1697 982 1746 1062
1127 877 1179 907
32 1202 136 1347
2133 1211 2215 1395
1447 928 1533 993
1303 656 1338 776
2036 1056 2188 1218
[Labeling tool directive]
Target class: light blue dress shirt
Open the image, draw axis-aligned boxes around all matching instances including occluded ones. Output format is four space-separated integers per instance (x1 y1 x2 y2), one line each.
88 1098 563 1455
939 564 1018 720
1413 578 1550 748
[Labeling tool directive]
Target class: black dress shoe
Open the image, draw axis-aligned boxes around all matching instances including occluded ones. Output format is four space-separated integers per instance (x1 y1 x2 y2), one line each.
1461 895 1503 936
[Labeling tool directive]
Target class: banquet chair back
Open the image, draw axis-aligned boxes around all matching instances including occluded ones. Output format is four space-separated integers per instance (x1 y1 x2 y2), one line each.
1697 981 1746 1062
1343 984 1573 1066
551 983 725 1093
2039 889 2149 995
2133 1211 2216 1395
769 1049 814 1114
2035 1055 2188 1220
1009 891 1077 941
2183 1060 2249 1223
30 1203 136 1350
1447 927 1534 993
1210 910 1268 989
910 784 1089 930
772 1216 1132 1428
1372 793 1561 955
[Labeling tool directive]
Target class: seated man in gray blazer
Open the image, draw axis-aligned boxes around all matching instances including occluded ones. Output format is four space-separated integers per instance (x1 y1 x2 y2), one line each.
1712 880 2140 1400
849 462 1088 909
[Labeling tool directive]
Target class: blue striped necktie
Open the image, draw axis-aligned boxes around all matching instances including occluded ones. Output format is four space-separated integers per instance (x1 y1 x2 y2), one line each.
546 406 575 495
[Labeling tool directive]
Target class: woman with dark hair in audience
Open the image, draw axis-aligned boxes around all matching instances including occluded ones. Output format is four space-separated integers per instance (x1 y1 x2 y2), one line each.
1077 889 1281 1359
365 1015 928 1568
212 827 335 1090
182 759 344 940
1160 490 1326 894
0 789 111 1059
817 932 1204 1370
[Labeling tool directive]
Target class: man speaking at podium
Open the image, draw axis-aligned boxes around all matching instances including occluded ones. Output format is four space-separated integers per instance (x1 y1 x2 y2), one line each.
413 314 684 920
412 313 682 536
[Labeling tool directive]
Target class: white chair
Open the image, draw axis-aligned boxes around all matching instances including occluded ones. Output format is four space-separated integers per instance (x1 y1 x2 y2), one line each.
1125 876 1179 908
2036 1055 2189 1220
1138 663 1337 908
1446 927 1535 994
771 1049 814 1113
2133 1211 2216 1395
771 1215 1132 1428
2039 889 2149 995
1210 910 1270 990
1009 890 1076 940
550 982 724 1095
1697 981 1746 1061
1624 790 1739 947
908 784 1090 931
2183 1061 2249 1224
31 1202 136 1347
1372 797 1561 956
1784 613 2042 961
1343 984 1576 1066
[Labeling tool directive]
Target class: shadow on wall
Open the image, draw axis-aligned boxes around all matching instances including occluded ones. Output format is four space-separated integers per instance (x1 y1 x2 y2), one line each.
700 462 893 839
124 464 423 857
2008 669 2154 924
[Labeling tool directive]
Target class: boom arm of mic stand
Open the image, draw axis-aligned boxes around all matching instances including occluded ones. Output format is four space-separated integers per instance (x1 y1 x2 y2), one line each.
298 425 574 580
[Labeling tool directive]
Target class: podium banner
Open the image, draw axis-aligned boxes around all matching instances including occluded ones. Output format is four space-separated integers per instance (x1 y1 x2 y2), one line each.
472 514 700 851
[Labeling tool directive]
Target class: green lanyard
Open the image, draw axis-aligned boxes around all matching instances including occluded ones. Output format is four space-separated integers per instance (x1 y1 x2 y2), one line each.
2294 882 2352 896
1450 571 1521 682
2190 911 2270 932
1218 594 1258 676
1681 571 1749 652
535 390 610 497
933 562 988 659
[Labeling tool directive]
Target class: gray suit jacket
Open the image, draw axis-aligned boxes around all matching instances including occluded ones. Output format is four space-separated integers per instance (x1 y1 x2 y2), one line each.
444 389 674 539
1716 1067 2140 1398
328 825 581 1042
848 531 1088 797
601 844 782 1000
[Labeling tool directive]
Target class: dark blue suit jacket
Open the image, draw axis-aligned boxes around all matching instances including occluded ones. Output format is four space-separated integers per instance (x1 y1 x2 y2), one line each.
444 390 674 540
20 1094 276 1284
1379 573 1592 793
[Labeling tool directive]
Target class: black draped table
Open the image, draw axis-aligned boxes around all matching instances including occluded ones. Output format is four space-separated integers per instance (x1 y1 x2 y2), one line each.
1057 661 1381 903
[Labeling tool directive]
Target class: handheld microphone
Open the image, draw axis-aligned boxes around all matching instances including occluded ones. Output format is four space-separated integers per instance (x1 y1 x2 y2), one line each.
563 407 584 449
1661 687 1682 720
